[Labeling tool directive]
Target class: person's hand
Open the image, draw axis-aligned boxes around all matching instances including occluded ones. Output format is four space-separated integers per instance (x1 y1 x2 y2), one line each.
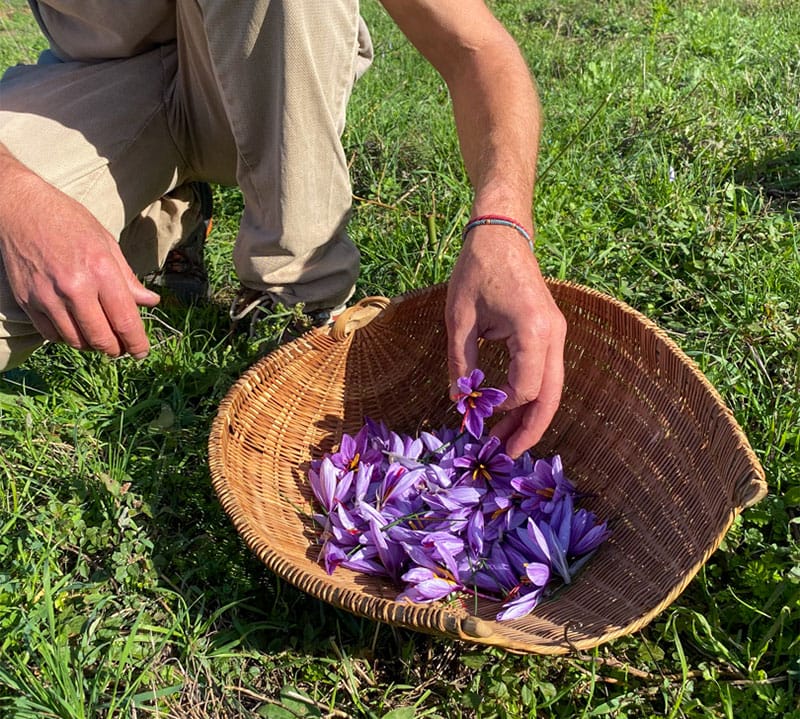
445 226 566 457
0 168 160 359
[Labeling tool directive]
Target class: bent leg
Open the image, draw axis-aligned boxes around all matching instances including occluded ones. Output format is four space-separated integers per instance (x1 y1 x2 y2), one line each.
175 1 372 310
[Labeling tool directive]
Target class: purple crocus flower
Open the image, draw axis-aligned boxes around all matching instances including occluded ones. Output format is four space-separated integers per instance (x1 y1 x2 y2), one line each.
466 507 485 557
510 496 589 586
325 502 365 547
308 456 348 513
467 541 517 594
365 517 407 583
547 491 611 558
342 546 387 576
403 530 465 582
420 430 449 458
495 567 549 621
376 463 425 509
383 431 425 467
352 462 378 505
569 509 612 556
423 425 464 451
453 435 514 487
328 425 384 473
420 462 455 491
309 412 612 623
454 369 507 439
364 416 393 445
541 520 572 585
321 541 386 576
420 427 468 470
424 485 485 514
396 566 463 604
511 454 575 518
481 490 525 543
320 542 348 574
507 517 552 568
471 540 551 621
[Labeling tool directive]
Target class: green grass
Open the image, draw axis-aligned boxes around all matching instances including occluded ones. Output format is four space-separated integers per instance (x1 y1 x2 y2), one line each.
0 1 46 66
1 0 799 716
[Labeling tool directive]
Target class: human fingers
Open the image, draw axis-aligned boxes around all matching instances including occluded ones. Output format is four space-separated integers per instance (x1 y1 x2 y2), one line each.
445 285 480 398
490 343 546 457
24 306 66 346
40 283 147 360
97 281 151 358
108 241 161 309
34 248 153 358
29 298 102 353
103 240 161 307
130 278 161 308
491 331 565 456
68 293 128 357
493 288 566 407
497 342 545 412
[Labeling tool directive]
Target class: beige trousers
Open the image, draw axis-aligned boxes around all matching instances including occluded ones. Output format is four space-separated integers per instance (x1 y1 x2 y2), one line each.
0 1 372 370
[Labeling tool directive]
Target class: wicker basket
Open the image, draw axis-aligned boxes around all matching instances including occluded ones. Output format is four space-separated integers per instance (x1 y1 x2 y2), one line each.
208 281 766 654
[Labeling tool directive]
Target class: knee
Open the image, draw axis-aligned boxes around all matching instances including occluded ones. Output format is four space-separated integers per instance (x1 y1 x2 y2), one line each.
0 333 44 372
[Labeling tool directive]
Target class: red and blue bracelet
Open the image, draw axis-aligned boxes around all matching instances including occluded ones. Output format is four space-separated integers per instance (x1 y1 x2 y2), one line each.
462 214 534 252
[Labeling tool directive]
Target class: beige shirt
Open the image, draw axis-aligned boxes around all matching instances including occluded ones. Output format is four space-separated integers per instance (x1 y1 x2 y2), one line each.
29 0 177 61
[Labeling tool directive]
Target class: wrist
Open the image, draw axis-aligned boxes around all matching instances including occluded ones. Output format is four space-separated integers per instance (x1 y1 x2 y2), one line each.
463 214 534 252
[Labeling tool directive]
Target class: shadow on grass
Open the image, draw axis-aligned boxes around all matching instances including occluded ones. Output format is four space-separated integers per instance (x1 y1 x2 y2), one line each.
124 299 390 653
736 147 800 210
0 296 388 660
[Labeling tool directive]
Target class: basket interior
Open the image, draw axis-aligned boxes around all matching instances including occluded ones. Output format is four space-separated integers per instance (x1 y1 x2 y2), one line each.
208 281 766 654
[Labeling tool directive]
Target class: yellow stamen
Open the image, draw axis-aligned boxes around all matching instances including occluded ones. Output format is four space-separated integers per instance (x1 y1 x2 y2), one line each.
433 566 456 582
347 452 361 470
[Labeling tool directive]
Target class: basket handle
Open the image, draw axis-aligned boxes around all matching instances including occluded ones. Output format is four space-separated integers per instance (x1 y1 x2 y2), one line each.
329 296 391 340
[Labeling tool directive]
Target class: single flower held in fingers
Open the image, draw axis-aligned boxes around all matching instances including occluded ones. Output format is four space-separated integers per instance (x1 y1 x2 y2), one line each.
454 369 508 439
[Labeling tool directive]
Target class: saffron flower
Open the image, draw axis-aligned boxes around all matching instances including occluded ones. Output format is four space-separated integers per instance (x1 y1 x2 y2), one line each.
454 369 507 439
327 424 383 473
308 456 349 513
397 566 463 604
511 454 575 519
307 369 612 622
453 435 513 485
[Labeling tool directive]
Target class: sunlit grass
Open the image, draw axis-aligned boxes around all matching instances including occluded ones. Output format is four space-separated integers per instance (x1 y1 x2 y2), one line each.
1 0 799 716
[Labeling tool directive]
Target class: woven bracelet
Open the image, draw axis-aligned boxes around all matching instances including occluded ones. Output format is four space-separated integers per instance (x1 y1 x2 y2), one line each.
462 214 534 252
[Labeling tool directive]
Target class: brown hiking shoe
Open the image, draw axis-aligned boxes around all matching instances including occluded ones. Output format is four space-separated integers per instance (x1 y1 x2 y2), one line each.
148 182 214 304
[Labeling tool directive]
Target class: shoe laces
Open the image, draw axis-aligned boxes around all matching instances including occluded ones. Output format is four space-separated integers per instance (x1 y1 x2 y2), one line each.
229 288 273 323
229 288 345 340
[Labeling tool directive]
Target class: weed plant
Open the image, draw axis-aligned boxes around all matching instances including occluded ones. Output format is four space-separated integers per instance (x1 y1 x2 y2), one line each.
0 0 798 716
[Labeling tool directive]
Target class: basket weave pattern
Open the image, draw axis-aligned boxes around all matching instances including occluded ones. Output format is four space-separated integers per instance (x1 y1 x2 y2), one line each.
208 281 766 654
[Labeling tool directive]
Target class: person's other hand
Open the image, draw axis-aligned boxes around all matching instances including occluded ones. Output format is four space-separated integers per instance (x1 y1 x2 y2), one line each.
445 226 566 457
0 169 160 359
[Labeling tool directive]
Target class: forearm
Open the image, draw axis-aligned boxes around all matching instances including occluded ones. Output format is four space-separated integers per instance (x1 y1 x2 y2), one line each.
0 142 35 188
446 33 540 224
379 1 541 224
0 143 48 263
0 143 38 226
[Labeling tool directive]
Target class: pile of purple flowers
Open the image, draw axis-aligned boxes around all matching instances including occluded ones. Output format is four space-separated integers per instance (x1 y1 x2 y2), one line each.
308 369 611 621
